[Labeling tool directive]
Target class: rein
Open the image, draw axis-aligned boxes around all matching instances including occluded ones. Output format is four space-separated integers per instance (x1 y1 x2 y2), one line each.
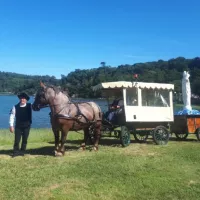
50 102 71 116
38 105 49 109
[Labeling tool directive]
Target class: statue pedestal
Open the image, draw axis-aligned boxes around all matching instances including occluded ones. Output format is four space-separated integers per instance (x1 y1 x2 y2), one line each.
175 108 200 115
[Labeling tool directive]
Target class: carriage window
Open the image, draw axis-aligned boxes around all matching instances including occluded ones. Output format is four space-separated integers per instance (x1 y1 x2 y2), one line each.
141 89 170 107
126 88 138 106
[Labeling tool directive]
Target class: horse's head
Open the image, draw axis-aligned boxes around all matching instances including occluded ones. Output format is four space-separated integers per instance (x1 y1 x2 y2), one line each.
32 82 49 111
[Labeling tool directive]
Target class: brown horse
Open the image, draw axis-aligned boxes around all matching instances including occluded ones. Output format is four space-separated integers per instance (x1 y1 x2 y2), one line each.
32 82 102 156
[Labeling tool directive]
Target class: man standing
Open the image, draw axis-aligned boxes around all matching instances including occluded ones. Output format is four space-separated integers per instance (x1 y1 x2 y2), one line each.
9 92 32 157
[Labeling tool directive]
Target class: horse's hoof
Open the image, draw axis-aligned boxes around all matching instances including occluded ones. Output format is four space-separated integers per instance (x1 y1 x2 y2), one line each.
92 146 98 151
55 151 63 157
78 146 85 151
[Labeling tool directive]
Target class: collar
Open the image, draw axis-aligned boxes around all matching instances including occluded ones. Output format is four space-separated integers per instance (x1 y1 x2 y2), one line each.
20 103 27 107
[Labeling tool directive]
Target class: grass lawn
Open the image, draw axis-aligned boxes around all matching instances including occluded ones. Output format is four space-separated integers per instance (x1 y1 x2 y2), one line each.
0 129 200 200
174 104 200 111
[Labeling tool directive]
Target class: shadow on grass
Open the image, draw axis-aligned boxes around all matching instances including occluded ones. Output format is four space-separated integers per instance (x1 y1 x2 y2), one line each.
169 137 198 142
0 145 80 157
0 149 13 156
65 136 155 147
0 136 177 157
26 145 80 156
0 147 55 157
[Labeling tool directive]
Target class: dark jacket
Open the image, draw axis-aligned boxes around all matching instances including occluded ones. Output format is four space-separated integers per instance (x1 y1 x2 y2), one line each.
15 103 32 128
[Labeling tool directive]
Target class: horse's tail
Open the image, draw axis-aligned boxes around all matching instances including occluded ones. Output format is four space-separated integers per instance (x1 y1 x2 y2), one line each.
96 103 103 121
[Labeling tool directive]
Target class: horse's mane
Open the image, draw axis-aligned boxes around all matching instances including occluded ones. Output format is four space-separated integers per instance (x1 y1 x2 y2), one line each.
46 84 71 100
47 85 62 95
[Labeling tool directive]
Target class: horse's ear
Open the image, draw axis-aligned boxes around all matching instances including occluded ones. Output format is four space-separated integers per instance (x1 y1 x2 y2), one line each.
40 81 46 89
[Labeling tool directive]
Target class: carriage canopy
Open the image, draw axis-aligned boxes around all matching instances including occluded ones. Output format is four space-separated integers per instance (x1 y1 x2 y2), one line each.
92 81 174 91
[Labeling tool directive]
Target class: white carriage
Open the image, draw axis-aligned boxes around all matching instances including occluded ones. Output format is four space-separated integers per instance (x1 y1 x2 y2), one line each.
92 81 174 146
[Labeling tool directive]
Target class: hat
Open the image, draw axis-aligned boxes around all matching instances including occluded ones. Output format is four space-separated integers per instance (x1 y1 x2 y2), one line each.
17 92 30 101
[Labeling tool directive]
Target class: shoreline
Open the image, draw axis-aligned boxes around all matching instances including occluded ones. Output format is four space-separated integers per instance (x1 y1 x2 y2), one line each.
0 92 14 96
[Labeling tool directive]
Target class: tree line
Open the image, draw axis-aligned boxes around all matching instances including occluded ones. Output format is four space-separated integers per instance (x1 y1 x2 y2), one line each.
0 72 59 95
1 57 200 100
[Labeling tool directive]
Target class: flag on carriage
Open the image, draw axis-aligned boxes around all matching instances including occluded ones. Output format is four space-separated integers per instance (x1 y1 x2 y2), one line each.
133 74 138 80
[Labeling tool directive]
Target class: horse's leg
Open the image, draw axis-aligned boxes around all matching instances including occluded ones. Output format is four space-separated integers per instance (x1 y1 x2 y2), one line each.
53 129 60 156
93 123 101 151
79 128 89 150
59 128 68 156
60 130 68 156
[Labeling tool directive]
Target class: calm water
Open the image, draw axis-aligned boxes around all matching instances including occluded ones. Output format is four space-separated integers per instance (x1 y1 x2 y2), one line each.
0 95 108 129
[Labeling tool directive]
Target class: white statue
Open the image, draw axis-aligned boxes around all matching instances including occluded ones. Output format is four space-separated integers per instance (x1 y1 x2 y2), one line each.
182 71 192 110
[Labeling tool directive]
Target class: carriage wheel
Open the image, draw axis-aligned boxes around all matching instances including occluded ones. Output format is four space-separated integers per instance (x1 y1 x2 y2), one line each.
133 131 148 143
174 132 188 140
152 126 169 145
120 126 130 147
195 128 200 141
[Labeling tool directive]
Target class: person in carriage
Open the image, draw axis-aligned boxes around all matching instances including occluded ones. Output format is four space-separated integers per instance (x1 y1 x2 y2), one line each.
106 98 124 123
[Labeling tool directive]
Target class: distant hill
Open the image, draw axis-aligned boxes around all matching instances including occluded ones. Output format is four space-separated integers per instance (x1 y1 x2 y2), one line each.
60 57 200 98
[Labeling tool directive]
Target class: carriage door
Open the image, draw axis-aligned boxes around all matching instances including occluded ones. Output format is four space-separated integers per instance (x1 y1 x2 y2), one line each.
124 88 139 122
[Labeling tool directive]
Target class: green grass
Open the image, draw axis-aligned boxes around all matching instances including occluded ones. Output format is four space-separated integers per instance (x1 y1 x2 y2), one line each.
174 104 200 111
0 129 200 200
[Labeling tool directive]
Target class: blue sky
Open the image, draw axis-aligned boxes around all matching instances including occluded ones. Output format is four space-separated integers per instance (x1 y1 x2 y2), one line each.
0 0 200 79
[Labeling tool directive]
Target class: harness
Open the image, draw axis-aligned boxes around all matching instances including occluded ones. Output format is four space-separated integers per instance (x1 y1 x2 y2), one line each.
51 101 100 130
34 86 102 131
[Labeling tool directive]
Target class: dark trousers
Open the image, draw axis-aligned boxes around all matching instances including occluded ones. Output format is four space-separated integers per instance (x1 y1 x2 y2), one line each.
13 126 30 152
